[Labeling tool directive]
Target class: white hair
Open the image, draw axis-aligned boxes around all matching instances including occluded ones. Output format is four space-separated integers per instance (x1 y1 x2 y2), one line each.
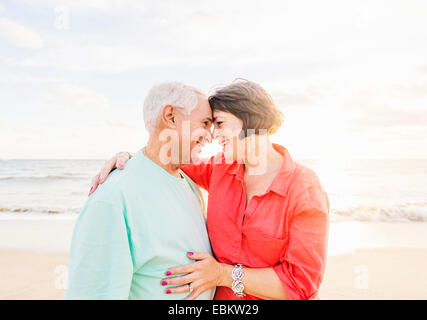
143 82 205 132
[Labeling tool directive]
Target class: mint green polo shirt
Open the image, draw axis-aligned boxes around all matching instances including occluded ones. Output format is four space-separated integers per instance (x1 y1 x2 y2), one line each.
65 150 215 300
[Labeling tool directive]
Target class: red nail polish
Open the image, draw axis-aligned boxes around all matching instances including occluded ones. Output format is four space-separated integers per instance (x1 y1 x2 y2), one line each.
166 289 171 294
161 280 167 286
188 252 194 256
166 271 171 276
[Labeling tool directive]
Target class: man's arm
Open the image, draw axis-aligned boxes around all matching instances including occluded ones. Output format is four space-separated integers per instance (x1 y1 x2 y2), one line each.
64 200 133 300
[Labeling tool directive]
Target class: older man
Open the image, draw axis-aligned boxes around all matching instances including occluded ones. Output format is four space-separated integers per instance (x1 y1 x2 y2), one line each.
65 82 214 300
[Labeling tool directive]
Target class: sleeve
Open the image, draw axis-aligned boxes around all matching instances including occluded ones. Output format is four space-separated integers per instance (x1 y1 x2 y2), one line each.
64 200 133 300
273 182 329 300
180 156 215 191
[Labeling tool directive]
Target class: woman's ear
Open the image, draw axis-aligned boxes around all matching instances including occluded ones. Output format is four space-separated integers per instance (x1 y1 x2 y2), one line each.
161 105 177 128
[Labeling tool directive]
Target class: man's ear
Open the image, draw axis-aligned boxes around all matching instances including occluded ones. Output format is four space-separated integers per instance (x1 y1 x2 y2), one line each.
161 105 177 128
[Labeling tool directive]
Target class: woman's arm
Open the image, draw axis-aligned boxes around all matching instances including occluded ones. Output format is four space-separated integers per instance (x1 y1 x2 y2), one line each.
88 152 215 196
272 207 329 300
219 264 288 300
161 252 288 300
88 152 131 196
180 158 214 192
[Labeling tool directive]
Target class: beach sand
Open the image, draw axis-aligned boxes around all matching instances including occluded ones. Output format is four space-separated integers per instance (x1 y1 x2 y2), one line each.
0 250 68 299
0 219 426 300
0 219 73 300
320 247 427 299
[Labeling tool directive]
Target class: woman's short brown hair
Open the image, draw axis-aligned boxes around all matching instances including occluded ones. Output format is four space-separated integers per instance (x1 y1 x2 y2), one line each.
208 79 283 137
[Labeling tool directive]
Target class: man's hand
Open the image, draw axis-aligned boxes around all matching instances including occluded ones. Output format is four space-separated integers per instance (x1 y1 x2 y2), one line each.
88 152 131 196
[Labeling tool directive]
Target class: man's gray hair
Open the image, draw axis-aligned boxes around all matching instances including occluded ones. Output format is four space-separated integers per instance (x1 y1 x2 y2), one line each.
143 82 205 132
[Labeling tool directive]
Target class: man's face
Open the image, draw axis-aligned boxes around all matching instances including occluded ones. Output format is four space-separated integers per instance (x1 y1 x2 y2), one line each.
175 95 213 164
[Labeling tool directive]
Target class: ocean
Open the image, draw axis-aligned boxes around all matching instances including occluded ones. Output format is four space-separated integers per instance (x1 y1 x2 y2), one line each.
1 158 427 222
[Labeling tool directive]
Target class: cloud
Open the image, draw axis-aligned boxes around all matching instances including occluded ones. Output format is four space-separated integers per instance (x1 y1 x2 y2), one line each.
391 83 427 100
2 83 113 128
2 0 427 158
29 83 112 117
417 65 427 74
0 80 147 159
3 41 179 73
0 17 44 49
0 70 64 85
5 0 427 74
20 0 147 15
273 86 328 108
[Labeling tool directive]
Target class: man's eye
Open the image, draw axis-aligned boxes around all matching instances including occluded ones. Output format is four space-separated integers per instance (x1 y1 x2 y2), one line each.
216 121 223 127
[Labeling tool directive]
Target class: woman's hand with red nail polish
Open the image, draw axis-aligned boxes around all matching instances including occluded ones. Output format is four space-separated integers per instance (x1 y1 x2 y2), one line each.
162 252 223 300
87 152 131 196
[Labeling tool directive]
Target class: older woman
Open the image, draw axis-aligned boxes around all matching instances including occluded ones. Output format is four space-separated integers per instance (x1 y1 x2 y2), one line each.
90 80 329 300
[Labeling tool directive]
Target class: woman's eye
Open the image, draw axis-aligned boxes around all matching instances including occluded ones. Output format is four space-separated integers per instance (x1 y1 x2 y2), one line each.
216 121 223 127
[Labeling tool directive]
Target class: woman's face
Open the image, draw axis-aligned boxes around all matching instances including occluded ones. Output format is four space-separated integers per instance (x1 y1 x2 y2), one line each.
212 110 245 161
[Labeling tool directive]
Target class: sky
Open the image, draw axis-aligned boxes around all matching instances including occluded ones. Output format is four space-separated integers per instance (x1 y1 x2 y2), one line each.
0 0 426 159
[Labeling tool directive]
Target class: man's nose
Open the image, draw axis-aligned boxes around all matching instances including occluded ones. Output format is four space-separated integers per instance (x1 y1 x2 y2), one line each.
204 130 212 144
212 128 221 140
197 130 212 144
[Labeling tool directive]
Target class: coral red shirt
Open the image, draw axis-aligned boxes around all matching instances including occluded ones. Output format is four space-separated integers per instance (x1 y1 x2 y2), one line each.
181 144 329 300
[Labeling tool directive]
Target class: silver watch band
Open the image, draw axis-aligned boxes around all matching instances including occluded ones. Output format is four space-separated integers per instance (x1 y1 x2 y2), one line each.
231 264 245 298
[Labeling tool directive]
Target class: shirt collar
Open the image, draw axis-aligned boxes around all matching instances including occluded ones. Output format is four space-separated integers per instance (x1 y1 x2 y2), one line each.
226 143 296 197
267 144 296 197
